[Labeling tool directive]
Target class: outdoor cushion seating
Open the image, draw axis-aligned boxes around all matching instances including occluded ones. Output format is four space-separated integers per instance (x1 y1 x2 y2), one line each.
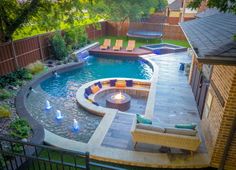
136 114 152 124
115 80 126 87
91 85 100 94
165 127 197 136
113 40 123 51
131 118 201 152
85 87 92 96
100 39 111 50
126 40 136 51
136 123 164 133
126 80 133 87
110 79 117 86
175 123 197 130
94 82 102 89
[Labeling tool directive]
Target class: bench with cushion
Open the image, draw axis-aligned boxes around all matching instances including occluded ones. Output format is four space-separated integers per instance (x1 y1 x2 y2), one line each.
130 118 201 152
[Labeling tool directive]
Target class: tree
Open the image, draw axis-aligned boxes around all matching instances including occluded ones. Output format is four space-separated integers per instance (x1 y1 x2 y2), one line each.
0 0 47 42
188 0 236 13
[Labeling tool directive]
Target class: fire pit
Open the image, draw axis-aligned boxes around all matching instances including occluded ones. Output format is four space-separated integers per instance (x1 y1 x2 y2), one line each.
106 92 131 111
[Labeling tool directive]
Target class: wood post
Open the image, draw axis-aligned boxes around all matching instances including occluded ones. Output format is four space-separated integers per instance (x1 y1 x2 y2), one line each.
38 35 44 61
11 41 19 69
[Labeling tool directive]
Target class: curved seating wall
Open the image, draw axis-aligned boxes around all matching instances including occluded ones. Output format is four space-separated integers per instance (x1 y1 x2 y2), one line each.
77 78 151 116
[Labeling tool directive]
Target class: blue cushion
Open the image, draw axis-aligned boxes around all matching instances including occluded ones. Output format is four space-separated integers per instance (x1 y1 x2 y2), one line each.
84 93 89 99
92 101 99 106
95 82 102 89
126 80 133 87
175 123 197 130
110 79 117 87
85 87 92 96
136 114 152 125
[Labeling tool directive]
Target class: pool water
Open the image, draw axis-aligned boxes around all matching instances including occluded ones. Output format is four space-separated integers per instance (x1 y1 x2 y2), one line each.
26 55 152 143
41 55 152 97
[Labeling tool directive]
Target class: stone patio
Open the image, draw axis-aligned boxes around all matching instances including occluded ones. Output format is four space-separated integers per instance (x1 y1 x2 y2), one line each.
101 52 207 155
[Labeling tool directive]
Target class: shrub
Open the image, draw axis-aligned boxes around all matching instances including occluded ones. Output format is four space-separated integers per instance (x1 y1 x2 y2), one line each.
10 118 31 139
0 105 11 118
50 31 68 60
0 68 33 88
0 89 12 100
26 61 44 75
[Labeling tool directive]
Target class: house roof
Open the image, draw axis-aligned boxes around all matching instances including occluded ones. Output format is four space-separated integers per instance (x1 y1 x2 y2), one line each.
196 8 221 18
168 0 182 11
180 13 236 65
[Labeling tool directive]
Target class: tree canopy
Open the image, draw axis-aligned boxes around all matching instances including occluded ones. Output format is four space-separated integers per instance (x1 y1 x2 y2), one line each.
188 0 236 14
0 0 168 43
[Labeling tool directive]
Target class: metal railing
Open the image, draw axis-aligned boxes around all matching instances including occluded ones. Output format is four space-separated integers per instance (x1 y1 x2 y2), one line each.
0 137 126 170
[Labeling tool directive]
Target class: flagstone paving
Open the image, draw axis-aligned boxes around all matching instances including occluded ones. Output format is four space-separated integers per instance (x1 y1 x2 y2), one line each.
102 52 207 154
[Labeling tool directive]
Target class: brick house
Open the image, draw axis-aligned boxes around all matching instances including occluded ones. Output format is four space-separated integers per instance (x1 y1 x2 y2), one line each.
180 12 236 169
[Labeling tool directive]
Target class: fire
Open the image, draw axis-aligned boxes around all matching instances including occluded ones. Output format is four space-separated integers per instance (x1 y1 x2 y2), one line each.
113 92 125 100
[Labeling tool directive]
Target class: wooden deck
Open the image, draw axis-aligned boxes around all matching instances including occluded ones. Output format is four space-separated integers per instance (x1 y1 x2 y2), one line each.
89 46 152 56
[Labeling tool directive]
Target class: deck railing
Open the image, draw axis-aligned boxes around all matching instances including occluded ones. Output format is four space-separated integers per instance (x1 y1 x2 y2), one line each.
0 137 126 170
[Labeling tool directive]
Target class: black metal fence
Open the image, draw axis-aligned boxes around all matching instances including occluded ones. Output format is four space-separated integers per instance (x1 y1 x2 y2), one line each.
0 137 126 170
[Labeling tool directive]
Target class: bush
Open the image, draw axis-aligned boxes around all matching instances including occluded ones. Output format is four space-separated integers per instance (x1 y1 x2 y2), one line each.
26 61 44 75
50 31 68 60
0 68 33 88
10 118 31 139
0 105 11 118
0 89 12 100
64 27 88 51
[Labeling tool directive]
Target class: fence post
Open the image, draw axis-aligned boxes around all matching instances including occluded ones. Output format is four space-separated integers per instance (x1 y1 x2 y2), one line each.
38 35 44 61
11 41 19 69
85 152 90 170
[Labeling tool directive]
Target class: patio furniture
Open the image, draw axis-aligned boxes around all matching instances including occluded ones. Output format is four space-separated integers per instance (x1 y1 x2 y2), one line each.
130 118 201 153
113 40 123 51
100 39 111 50
126 40 136 51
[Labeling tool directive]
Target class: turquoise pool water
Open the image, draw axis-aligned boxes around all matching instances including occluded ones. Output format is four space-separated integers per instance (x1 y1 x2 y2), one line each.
41 55 152 97
26 55 152 143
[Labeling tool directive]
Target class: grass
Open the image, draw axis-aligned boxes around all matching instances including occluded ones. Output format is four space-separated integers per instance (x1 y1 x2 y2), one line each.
96 36 190 48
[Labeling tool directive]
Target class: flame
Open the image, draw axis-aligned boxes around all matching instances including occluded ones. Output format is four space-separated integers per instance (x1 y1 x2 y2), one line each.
113 92 125 100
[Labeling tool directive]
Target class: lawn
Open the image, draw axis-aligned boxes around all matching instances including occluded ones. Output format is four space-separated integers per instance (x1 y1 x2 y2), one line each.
96 36 190 48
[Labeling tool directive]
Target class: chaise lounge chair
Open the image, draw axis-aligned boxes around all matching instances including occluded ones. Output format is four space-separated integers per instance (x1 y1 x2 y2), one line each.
126 40 136 51
100 39 111 50
113 40 123 51
131 118 201 154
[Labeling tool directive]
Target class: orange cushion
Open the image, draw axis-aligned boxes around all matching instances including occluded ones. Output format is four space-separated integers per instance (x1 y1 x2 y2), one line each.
115 81 126 87
91 85 100 94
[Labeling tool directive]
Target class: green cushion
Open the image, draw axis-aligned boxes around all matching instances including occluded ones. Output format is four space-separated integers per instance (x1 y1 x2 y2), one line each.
175 123 197 130
136 114 152 125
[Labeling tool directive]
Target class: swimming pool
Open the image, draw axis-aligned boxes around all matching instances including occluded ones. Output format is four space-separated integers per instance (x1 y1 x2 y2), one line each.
25 55 153 143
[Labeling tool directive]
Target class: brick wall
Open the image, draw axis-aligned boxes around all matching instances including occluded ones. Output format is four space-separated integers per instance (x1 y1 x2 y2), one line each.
201 65 236 169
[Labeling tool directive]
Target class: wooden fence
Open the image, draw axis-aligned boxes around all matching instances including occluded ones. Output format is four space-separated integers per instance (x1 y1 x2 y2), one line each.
0 21 186 76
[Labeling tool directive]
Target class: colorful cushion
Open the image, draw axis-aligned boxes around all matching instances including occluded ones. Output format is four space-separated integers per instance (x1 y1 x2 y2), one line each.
110 79 117 87
91 85 100 94
115 80 126 87
126 80 133 87
175 123 197 130
165 127 197 136
136 114 152 125
84 93 89 99
95 82 102 89
85 87 92 96
136 123 164 133
92 101 99 106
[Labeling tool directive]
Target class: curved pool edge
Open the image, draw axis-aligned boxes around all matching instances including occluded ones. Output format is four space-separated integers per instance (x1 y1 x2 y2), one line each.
16 62 84 145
